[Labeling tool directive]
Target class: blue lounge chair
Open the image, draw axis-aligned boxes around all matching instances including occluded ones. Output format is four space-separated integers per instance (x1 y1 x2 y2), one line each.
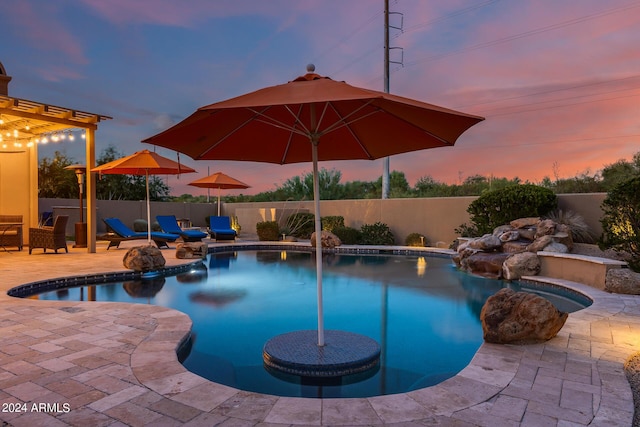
208 216 236 241
100 218 179 249
156 215 207 242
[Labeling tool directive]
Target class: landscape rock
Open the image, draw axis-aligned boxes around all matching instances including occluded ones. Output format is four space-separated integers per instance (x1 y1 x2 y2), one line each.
605 268 640 294
555 224 574 251
502 252 541 280
502 240 530 253
510 217 540 229
480 288 568 344
499 230 520 242
310 230 342 248
468 234 502 251
518 227 537 241
463 252 510 279
543 242 569 253
535 219 557 238
176 242 208 259
527 235 554 252
123 245 166 272
493 225 514 236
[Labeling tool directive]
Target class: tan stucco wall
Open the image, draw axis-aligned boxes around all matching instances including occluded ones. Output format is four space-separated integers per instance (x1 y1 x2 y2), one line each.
37 193 607 246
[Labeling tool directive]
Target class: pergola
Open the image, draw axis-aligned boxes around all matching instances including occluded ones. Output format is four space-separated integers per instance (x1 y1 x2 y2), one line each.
0 62 111 252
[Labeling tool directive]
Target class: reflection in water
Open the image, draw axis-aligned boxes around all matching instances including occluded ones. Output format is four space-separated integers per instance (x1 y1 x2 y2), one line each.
176 262 208 284
123 278 166 299
209 252 237 269
189 289 248 308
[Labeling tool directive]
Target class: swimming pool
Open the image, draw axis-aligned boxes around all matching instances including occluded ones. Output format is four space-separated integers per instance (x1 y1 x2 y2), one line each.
28 250 590 398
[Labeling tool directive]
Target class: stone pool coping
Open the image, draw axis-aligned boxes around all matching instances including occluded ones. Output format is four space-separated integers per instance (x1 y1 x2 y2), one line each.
1 240 638 425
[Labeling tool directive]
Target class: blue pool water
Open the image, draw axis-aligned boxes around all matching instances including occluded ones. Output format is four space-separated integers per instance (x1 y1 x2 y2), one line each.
32 250 589 398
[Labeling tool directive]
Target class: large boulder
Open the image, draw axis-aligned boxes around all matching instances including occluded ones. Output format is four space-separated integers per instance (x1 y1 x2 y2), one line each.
535 219 557 239
310 230 342 248
502 252 541 280
462 252 510 279
480 288 568 344
605 268 640 294
176 242 208 259
123 245 166 272
527 235 554 252
467 234 502 251
510 217 540 229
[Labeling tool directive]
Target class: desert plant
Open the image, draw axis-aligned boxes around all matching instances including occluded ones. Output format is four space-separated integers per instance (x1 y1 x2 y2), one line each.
256 221 280 241
465 184 557 236
360 222 395 245
321 216 345 232
599 176 640 271
332 226 362 244
285 212 315 238
405 233 427 247
544 209 595 243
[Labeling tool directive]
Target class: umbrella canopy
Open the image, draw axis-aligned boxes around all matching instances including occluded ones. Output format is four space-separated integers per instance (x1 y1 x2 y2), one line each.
92 149 196 243
188 172 250 216
143 65 484 346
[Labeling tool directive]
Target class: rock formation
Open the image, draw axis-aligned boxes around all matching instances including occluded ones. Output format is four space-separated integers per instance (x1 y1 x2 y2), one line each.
176 242 208 259
480 288 568 344
605 268 640 295
310 230 342 248
454 217 574 279
123 245 166 272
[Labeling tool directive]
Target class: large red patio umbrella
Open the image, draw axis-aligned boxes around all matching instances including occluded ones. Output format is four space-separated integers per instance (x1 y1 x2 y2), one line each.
143 65 484 346
92 149 196 243
188 172 250 216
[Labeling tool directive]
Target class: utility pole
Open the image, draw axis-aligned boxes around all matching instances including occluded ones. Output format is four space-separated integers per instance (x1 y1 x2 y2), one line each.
382 0 403 199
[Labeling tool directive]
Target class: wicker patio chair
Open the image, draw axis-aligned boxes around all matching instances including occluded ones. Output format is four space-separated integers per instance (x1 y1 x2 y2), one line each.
29 215 69 254
0 214 23 251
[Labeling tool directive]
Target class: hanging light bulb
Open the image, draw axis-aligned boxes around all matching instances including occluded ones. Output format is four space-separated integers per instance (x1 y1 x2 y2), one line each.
81 131 86 139
13 129 19 138
68 132 75 141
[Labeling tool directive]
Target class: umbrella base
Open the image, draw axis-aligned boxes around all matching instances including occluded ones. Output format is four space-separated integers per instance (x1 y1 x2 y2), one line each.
263 330 380 378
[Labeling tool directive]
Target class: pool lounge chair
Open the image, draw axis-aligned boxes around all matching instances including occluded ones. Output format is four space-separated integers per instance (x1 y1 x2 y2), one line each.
156 215 207 242
99 217 179 249
208 216 236 241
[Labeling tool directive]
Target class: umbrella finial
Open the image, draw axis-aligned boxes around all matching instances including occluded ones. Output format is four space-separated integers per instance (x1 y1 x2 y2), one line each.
306 63 315 73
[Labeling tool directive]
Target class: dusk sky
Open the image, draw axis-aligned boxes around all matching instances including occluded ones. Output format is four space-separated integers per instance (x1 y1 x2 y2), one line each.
1 0 638 196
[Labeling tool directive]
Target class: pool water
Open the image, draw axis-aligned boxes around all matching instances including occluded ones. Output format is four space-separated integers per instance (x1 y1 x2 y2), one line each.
33 250 589 398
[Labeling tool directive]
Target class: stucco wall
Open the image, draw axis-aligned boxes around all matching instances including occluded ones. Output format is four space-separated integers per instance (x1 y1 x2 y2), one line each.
39 193 606 246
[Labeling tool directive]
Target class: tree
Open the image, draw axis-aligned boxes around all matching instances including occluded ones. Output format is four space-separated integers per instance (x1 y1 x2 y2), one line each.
279 168 344 200
38 151 78 198
95 145 170 201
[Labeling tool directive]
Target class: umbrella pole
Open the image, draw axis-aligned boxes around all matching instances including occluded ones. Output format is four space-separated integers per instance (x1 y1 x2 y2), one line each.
218 188 221 216
146 169 152 244
311 138 325 347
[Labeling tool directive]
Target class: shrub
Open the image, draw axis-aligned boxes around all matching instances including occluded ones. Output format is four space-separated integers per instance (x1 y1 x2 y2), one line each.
360 222 395 245
599 176 640 272
465 184 557 236
256 221 280 241
286 213 315 238
405 233 427 247
544 209 595 243
333 226 362 245
322 216 345 232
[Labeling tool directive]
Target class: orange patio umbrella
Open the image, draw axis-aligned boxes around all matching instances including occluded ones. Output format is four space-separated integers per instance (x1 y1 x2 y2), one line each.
92 149 196 243
188 172 250 216
143 65 484 346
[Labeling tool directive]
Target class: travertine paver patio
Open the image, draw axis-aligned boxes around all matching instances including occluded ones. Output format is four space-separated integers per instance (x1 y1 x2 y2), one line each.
0 240 638 426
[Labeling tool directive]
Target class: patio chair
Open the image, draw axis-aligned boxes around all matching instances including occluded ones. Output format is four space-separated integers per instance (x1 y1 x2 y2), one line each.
99 217 180 250
156 215 207 242
29 215 69 254
208 216 236 241
0 214 23 251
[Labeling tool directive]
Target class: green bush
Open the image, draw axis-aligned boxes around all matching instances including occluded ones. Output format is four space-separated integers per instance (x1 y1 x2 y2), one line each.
405 233 427 247
360 222 395 245
256 221 280 241
322 216 344 232
599 176 640 272
333 226 362 244
286 213 315 238
464 184 557 236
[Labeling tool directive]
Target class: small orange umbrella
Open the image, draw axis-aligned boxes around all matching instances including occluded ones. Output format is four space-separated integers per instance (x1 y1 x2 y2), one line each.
188 172 250 216
92 149 196 243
